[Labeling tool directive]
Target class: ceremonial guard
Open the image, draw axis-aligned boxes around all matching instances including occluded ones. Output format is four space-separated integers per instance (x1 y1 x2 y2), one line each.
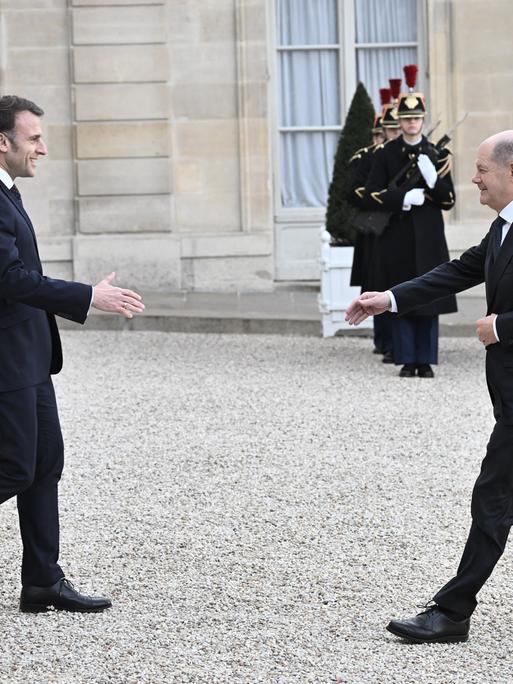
350 85 401 361
364 65 456 377
349 94 386 297
380 78 402 145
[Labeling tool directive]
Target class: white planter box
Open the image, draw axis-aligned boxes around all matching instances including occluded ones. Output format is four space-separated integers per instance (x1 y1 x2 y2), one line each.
318 228 372 337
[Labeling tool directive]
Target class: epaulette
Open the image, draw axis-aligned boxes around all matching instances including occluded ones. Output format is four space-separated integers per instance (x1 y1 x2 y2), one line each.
349 145 369 162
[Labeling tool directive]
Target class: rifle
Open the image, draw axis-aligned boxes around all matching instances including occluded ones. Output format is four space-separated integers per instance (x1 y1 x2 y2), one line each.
353 113 467 236
388 112 467 191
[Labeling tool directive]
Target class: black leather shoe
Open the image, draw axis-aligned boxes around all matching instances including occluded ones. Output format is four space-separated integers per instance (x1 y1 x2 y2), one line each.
386 605 470 643
382 351 394 364
399 364 416 377
417 364 434 378
20 578 112 613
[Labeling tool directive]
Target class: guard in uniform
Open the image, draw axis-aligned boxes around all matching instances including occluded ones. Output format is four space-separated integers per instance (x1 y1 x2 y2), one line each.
363 65 456 377
349 91 387 355
358 86 402 361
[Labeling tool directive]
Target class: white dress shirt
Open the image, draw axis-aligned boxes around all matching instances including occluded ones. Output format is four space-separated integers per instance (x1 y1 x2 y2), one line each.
0 166 14 189
387 200 513 342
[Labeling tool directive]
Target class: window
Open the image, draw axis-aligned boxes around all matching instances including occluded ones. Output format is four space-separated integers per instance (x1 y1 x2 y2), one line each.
355 0 419 113
276 0 341 209
275 0 424 210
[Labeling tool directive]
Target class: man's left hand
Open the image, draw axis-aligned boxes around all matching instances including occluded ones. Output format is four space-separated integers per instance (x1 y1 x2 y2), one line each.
476 314 498 346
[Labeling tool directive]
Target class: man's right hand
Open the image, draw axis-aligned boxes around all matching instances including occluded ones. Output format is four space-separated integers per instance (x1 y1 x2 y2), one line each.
92 272 145 319
345 291 391 326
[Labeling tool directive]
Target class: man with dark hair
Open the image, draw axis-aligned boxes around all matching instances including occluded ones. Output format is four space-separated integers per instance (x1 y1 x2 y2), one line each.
346 129 513 643
0 95 145 612
0 95 44 135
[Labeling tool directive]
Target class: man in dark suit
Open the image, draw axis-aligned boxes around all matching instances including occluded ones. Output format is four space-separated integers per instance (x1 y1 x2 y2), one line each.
0 95 145 612
345 129 513 642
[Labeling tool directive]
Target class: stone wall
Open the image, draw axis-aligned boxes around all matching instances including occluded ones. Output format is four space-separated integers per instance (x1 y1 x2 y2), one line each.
0 0 274 293
428 0 513 318
0 0 74 279
0 0 509 305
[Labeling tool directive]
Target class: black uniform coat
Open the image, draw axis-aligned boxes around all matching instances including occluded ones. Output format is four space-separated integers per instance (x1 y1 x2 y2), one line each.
0 181 92 391
391 215 513 423
364 135 457 316
348 144 378 289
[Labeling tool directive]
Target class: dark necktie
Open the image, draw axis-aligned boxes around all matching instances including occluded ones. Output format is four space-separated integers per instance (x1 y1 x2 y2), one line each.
495 215 507 252
9 184 22 205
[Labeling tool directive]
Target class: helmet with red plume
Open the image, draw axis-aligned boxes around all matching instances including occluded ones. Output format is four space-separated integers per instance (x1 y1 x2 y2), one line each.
389 79 402 102
397 64 426 118
379 88 391 106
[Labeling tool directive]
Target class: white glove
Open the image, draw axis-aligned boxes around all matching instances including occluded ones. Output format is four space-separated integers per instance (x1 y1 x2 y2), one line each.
403 188 425 210
417 153 437 189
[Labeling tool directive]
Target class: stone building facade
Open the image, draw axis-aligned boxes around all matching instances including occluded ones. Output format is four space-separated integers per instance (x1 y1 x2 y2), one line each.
1 0 512 317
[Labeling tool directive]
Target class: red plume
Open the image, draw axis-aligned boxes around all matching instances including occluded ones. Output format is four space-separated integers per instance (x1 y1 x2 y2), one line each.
389 78 402 100
403 64 418 90
379 88 391 105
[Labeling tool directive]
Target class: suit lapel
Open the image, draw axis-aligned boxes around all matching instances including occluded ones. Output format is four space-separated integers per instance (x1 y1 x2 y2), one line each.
488 217 513 305
0 181 41 260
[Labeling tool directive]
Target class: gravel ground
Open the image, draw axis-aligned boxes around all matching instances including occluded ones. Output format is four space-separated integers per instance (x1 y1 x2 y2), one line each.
0 331 512 684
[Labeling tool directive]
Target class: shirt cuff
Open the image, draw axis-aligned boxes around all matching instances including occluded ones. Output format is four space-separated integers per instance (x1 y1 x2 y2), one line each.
87 286 94 316
386 290 397 313
493 315 500 342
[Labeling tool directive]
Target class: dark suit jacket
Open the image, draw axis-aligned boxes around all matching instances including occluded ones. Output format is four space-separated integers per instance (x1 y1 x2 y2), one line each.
391 215 513 422
0 181 92 392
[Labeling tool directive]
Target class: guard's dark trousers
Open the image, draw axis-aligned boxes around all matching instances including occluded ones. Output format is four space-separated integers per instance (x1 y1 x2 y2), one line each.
0 378 64 587
392 314 438 365
434 421 513 617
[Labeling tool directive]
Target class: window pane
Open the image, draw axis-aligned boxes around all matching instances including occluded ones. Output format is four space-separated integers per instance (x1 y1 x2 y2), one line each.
278 0 338 45
355 0 417 43
280 131 338 208
357 46 417 110
279 50 340 127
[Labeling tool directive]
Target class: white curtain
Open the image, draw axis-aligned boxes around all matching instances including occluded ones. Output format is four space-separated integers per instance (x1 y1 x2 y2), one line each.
278 0 340 208
277 0 419 208
355 0 417 43
355 0 418 110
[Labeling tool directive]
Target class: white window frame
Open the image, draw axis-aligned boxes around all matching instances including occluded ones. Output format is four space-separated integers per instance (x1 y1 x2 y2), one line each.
270 0 428 223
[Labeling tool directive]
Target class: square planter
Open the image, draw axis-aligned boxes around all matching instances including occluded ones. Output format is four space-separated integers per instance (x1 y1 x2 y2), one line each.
318 228 372 337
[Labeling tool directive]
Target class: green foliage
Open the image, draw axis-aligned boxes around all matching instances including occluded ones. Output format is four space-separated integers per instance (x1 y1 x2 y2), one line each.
325 82 375 245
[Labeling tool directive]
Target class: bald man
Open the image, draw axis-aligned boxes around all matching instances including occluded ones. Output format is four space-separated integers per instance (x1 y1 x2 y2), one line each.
346 130 513 643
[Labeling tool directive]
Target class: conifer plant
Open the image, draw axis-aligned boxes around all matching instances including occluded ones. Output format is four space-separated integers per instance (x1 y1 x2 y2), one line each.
325 82 375 245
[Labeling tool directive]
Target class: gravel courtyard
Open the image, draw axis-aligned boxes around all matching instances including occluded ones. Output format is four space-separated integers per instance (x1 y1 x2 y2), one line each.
0 331 512 683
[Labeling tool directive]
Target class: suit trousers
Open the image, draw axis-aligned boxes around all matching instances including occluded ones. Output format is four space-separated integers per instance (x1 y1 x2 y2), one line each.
0 378 65 587
434 420 513 617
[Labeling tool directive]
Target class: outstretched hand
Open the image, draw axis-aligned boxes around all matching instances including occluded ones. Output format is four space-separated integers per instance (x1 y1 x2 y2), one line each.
345 291 391 326
92 272 145 319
